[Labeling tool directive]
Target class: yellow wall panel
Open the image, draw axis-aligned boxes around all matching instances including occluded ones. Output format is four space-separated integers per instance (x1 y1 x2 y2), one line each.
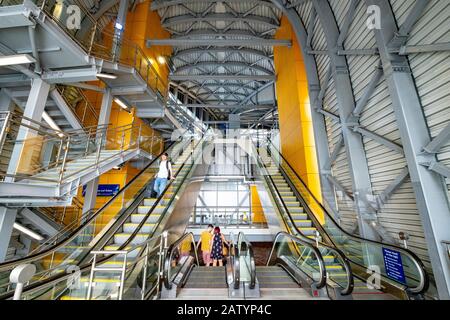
274 16 323 223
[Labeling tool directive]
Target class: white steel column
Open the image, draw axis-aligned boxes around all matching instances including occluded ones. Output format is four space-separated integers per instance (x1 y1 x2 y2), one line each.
6 78 50 181
82 88 113 215
0 206 17 262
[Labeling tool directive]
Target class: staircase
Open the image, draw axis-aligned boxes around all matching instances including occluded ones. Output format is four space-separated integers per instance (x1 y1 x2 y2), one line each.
4 86 84 133
58 147 194 300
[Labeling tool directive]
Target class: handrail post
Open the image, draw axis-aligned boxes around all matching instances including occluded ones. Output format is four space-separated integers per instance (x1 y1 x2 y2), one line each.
59 137 70 184
120 129 125 152
141 243 149 300
137 123 142 149
88 23 97 55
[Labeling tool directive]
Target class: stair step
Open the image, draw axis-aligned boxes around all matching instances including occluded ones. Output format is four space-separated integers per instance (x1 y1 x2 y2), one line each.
113 233 149 245
123 223 155 233
130 214 161 223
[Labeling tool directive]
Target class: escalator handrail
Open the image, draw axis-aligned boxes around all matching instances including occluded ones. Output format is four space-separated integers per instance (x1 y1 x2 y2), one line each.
102 139 200 253
0 141 177 271
265 140 429 294
0 139 198 299
267 231 327 289
236 232 256 289
258 155 353 295
163 232 200 290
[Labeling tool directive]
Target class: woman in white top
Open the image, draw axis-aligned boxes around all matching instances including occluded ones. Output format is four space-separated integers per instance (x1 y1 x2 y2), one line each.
153 153 174 197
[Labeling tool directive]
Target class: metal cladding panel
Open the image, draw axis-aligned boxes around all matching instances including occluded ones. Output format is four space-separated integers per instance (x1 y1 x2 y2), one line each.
311 14 328 51
329 0 351 27
295 0 314 28
395 0 450 199
339 0 433 275
297 0 440 277
343 0 377 50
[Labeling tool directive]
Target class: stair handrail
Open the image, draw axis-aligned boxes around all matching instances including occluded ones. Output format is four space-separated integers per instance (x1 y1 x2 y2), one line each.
254 147 353 295
263 139 429 295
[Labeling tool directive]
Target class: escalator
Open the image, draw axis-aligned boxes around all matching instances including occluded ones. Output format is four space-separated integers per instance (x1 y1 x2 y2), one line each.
252 139 429 300
0 136 209 299
160 231 335 300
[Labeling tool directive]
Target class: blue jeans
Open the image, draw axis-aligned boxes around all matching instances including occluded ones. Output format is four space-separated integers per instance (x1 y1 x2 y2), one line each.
153 177 168 197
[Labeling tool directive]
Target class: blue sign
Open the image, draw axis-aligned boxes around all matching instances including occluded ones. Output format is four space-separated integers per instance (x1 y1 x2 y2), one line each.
83 184 120 197
382 247 406 284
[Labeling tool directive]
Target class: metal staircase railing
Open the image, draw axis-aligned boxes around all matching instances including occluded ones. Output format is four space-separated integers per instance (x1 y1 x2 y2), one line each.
0 111 163 185
55 85 99 130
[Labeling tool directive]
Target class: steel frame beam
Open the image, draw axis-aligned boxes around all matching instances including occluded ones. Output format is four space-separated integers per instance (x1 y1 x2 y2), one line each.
151 0 278 10
423 123 450 154
161 13 279 30
175 61 273 75
365 0 450 299
147 38 291 47
169 74 275 81
312 0 380 241
173 47 273 62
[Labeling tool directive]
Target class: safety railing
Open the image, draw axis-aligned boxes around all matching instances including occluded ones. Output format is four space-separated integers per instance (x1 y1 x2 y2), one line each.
0 0 168 98
0 137 203 299
55 85 99 130
36 195 84 228
191 207 261 227
0 111 163 185
260 138 429 296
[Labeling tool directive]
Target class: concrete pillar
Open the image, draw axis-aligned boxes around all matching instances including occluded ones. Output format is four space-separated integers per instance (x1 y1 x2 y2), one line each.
6 78 50 182
0 206 17 262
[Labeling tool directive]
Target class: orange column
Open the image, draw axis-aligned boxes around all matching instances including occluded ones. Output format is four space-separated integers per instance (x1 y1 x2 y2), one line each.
251 185 267 224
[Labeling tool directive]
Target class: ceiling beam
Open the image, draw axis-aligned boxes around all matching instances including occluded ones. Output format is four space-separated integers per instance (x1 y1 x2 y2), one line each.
167 103 274 109
174 61 273 75
151 0 278 10
147 38 291 47
162 13 279 29
169 74 276 81
173 47 273 61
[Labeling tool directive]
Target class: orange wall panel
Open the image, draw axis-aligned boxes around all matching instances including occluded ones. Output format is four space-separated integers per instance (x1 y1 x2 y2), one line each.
274 16 323 223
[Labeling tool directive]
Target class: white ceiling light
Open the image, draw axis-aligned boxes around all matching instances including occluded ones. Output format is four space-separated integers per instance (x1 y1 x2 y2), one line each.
0 54 36 67
114 97 130 111
97 73 117 79
157 56 166 64
13 223 44 241
42 111 64 137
